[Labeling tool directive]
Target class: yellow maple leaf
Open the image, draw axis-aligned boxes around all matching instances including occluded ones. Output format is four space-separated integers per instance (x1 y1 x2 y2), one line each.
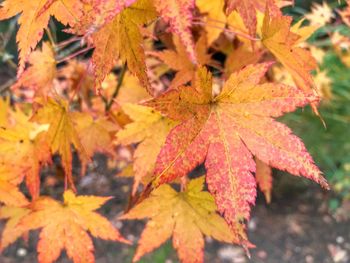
196 0 226 44
314 71 333 101
305 2 334 27
0 166 29 207
113 72 151 105
331 32 350 68
261 3 318 96
0 97 10 126
121 177 237 263
0 106 51 199
117 104 177 194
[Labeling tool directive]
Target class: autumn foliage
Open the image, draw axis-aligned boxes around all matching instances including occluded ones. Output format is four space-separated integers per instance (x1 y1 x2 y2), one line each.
1 0 348 262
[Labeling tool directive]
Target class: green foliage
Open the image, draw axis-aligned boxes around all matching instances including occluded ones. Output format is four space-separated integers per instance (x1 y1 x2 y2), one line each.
284 51 350 199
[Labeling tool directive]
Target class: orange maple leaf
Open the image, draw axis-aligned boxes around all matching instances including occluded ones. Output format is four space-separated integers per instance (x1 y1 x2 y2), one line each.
0 205 31 251
153 34 211 89
261 1 318 95
72 112 119 174
145 64 328 243
255 158 273 203
72 0 157 90
91 0 138 26
12 42 56 99
224 43 264 76
122 177 236 263
15 191 129 263
0 0 82 75
153 0 197 63
339 0 350 27
31 98 89 190
226 0 259 38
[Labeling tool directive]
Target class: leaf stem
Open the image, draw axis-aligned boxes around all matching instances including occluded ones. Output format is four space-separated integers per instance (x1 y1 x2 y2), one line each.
105 63 127 112
56 46 93 64
55 37 82 51
0 78 15 94
45 28 56 47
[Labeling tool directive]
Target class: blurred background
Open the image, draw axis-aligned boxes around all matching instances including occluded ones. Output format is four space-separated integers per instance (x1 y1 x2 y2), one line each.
0 0 350 262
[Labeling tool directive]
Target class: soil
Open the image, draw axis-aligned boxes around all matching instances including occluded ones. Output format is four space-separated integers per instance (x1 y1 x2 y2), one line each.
0 154 349 263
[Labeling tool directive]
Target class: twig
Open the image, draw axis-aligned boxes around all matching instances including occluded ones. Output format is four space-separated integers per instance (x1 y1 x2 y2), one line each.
0 78 16 94
55 37 83 51
56 46 93 64
45 28 56 47
105 64 127 112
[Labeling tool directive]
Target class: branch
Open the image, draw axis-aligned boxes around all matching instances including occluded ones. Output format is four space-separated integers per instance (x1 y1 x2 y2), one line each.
105 63 127 112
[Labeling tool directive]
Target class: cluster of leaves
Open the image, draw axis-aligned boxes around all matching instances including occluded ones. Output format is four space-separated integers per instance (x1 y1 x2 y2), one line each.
280 1 350 201
0 0 349 262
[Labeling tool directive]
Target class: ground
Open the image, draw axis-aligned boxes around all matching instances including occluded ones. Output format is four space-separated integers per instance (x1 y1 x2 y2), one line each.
0 154 349 263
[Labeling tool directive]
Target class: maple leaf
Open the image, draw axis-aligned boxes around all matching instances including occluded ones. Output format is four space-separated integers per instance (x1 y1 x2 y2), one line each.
314 70 333 101
12 42 56 98
0 166 29 206
57 59 95 106
0 97 10 127
72 112 119 174
153 34 211 89
0 206 31 251
31 98 89 189
153 0 197 63
255 158 272 203
18 190 129 263
90 0 138 27
304 2 334 27
224 0 293 38
0 107 51 199
117 104 177 194
115 72 151 104
145 64 328 242
339 0 350 27
121 177 236 263
77 0 157 90
196 0 226 44
0 0 82 75
225 43 264 76
225 0 258 38
261 2 318 96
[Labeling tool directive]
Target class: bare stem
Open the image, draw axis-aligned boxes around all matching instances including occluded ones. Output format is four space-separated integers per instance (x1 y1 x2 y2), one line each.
105 64 127 112
55 37 83 51
56 46 93 64
45 28 56 47
0 78 15 94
